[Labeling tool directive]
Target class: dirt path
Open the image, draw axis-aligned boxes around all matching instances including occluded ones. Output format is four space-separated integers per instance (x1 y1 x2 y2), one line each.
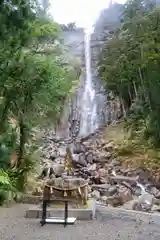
0 204 160 240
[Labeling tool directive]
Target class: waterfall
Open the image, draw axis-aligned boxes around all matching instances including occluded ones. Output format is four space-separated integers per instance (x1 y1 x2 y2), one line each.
56 27 109 139
79 30 99 136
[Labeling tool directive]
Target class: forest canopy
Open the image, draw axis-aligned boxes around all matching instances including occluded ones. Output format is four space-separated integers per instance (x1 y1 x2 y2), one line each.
99 0 160 145
0 0 79 200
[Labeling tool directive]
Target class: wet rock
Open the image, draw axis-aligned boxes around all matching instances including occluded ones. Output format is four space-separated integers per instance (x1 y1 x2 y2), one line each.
137 168 152 184
134 186 142 197
153 198 160 205
39 125 160 213
80 167 92 176
49 154 57 161
94 152 111 163
102 142 114 151
59 147 66 157
52 164 65 177
101 151 112 159
92 183 111 191
107 185 118 196
73 142 86 154
152 204 160 212
88 185 92 193
85 152 94 163
152 173 160 189
79 153 87 166
110 159 121 166
54 157 64 164
100 195 108 204
118 185 133 204
123 199 138 210
99 185 117 197
72 154 79 162
47 148 59 160
91 190 100 199
145 184 160 198
94 157 107 163
106 195 123 207
121 181 132 190
98 168 108 183
132 193 154 212
87 163 97 171
109 175 138 185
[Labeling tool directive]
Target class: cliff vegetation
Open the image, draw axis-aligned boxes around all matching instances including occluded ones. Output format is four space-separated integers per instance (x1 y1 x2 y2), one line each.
99 0 160 170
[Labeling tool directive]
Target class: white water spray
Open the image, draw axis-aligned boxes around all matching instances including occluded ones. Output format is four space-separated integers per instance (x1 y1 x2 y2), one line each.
79 30 98 136
136 182 146 195
136 182 153 207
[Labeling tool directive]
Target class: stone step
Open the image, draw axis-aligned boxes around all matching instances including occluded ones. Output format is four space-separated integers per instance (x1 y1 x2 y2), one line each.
26 206 94 220
26 200 95 220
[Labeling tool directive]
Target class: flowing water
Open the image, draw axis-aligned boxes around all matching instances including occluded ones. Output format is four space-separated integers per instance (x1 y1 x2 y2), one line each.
79 31 99 136
56 28 108 139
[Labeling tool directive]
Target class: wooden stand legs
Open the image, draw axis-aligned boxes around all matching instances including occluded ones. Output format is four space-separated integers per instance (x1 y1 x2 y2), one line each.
40 185 76 227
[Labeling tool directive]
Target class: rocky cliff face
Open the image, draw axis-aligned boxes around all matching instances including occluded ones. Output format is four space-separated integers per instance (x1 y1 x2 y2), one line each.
90 3 123 127
57 5 124 139
61 28 85 65
91 3 122 66
55 27 85 138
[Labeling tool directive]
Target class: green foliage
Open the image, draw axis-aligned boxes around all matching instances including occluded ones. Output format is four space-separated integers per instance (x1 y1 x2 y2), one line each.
0 169 15 205
0 0 79 202
99 0 160 145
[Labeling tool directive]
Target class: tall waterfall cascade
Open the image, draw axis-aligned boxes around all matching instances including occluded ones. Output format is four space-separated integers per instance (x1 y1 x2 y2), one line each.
79 31 99 136
56 24 120 139
55 4 124 139
56 27 109 139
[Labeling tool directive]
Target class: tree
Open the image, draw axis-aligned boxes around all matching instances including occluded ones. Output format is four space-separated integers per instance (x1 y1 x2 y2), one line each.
99 0 160 145
0 0 79 194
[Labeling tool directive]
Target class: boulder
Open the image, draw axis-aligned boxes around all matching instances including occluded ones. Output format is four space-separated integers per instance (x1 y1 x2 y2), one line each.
110 159 121 166
107 185 118 196
109 175 138 185
99 196 108 204
106 195 123 207
54 157 64 164
94 151 111 163
59 147 67 158
92 183 111 191
79 153 87 167
145 184 160 198
98 168 108 183
73 142 86 154
91 190 100 199
102 141 114 152
118 185 133 203
87 163 97 172
72 154 79 162
132 193 153 212
52 164 65 177
85 152 94 163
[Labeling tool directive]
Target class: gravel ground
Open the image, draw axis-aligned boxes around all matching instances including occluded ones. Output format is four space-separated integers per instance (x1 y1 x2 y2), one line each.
0 204 160 240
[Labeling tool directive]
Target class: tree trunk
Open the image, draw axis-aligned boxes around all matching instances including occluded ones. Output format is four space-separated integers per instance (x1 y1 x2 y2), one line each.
0 98 10 133
17 115 26 168
128 87 132 104
133 81 138 97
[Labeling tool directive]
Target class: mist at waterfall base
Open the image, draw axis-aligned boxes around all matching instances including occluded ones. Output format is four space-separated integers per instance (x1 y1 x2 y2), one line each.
79 31 99 137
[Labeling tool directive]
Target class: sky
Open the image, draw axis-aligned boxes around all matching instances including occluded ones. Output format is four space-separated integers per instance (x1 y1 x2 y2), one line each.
51 0 126 28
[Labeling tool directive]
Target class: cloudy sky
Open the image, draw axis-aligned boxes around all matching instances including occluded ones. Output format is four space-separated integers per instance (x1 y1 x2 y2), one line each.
51 0 126 27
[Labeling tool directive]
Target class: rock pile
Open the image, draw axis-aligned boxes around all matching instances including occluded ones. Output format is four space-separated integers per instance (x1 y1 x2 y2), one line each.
39 128 160 213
